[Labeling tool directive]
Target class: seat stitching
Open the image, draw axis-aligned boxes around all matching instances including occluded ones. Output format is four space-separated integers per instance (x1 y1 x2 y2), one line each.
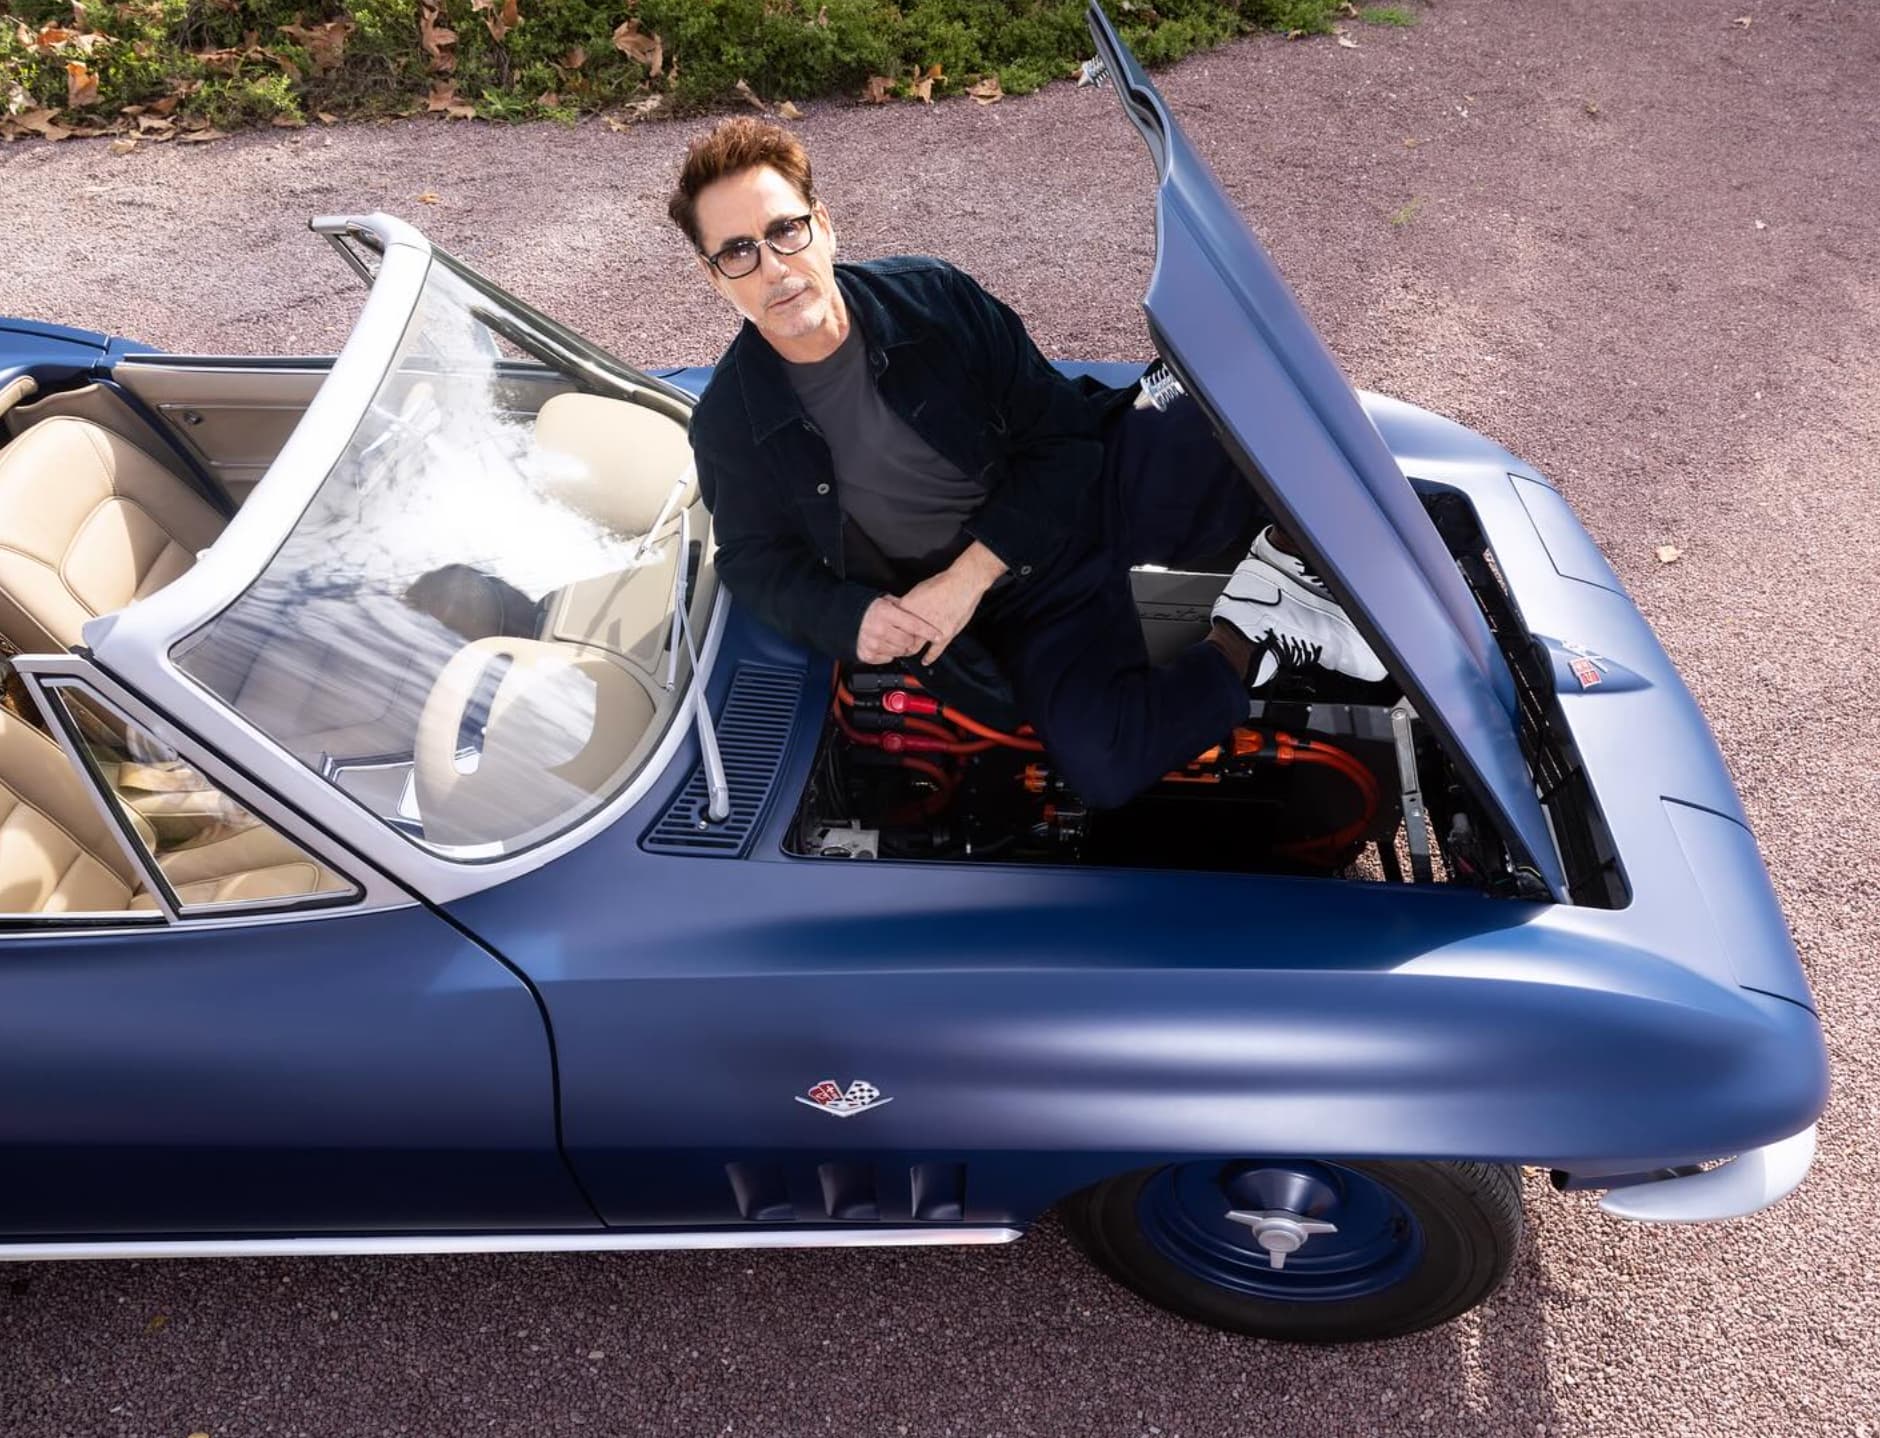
54 495 196 619
0 553 74 653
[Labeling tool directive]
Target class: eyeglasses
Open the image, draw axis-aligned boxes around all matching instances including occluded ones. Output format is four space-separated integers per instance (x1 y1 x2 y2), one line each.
701 213 816 279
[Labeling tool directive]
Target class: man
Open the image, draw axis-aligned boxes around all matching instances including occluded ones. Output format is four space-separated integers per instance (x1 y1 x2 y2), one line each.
673 118 1384 809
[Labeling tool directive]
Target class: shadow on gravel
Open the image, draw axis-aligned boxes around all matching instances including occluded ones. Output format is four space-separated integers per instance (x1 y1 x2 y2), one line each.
0 1211 1560 1437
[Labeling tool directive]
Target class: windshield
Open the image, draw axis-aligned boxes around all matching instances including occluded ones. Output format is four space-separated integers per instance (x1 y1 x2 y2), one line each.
173 260 704 859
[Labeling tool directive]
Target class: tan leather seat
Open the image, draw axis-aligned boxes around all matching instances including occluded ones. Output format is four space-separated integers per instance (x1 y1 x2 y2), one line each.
533 393 701 670
0 416 226 654
0 704 350 915
0 705 143 912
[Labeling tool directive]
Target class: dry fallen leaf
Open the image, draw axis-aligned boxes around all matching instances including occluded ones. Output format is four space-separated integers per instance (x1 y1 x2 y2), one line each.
1731 15 1753 27
966 75 1002 105
612 20 663 78
426 79 456 112
316 111 337 124
861 74 895 104
733 78 768 112
144 1312 169 1332
270 111 306 128
777 99 803 120
176 127 227 144
16 107 72 140
1754 219 1767 230
419 1 458 73
418 190 443 204
278 20 354 74
603 114 631 132
1334 27 1360 49
109 136 136 155
561 45 587 70
66 60 100 108
815 4 829 25
911 76 935 104
477 0 520 44
1656 545 1682 564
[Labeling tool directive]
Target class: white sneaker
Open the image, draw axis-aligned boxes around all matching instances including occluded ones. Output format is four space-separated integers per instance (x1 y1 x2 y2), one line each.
1210 527 1389 685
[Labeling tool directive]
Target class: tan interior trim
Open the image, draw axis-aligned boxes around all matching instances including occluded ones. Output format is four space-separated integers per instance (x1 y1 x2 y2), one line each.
0 375 38 424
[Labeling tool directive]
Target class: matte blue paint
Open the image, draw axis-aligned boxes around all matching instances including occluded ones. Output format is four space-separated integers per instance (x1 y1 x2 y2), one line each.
1087 4 1565 898
0 8 1826 1244
1513 476 1626 593
0 318 111 395
0 907 596 1235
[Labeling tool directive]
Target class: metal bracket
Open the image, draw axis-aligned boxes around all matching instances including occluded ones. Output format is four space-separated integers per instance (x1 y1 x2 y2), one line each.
1389 700 1433 883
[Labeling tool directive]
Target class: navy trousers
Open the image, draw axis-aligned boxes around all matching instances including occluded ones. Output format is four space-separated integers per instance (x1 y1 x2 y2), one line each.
975 397 1268 809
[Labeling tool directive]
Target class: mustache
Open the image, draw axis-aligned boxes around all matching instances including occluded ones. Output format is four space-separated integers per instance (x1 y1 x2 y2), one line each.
764 276 810 307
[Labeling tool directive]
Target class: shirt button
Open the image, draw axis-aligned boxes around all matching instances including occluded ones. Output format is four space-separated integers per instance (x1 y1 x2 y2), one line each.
816 482 831 495
1019 564 1033 576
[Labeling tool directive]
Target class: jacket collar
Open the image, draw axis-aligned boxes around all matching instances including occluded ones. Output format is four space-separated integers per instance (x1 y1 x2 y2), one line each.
732 263 919 441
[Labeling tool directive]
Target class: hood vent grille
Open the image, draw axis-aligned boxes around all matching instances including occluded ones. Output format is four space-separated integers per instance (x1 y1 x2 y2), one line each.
642 663 804 857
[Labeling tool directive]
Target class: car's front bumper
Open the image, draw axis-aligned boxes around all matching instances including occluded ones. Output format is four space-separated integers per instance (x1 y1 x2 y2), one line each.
1593 1122 1817 1223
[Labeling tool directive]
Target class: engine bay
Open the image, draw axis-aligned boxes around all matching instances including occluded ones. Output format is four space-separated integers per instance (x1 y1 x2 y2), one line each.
788 656 1515 892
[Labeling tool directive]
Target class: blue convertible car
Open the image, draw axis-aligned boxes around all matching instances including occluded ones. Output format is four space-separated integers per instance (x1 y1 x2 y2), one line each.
0 7 1828 1343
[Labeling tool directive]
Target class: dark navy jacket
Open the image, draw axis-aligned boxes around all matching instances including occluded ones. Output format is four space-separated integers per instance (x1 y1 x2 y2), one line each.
689 256 1131 662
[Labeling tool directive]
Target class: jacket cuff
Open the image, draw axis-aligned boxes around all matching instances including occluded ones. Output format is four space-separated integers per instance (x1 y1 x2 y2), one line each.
963 506 1049 585
825 581 883 663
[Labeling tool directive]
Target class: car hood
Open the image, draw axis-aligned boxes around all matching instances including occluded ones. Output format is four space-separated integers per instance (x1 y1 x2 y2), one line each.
1087 3 1566 898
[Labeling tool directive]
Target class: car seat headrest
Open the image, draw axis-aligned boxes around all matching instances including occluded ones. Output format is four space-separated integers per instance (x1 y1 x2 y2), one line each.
532 393 697 539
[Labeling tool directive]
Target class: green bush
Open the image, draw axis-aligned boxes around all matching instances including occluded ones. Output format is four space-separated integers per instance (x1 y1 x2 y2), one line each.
0 0 1365 134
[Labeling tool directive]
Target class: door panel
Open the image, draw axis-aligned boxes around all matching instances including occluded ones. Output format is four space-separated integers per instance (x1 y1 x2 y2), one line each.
0 905 597 1236
112 360 331 506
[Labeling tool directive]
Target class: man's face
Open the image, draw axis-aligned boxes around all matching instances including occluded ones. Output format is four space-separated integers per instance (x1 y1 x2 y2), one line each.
693 165 841 353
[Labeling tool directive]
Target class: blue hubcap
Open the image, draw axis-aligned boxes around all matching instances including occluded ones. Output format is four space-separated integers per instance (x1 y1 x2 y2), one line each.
1137 1161 1424 1302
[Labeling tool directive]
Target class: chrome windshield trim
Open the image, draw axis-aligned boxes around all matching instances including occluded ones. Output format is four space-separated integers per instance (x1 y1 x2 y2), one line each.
73 212 718 909
85 224 433 661
0 1225 1023 1262
1598 1123 1817 1224
8 652 413 919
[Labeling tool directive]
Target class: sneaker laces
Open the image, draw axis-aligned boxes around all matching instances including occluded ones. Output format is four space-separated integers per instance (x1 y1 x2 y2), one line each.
1261 630 1323 669
1248 629 1322 690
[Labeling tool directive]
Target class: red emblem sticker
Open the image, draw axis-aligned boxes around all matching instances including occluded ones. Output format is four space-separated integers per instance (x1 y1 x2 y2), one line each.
1570 657 1603 689
805 1080 843 1106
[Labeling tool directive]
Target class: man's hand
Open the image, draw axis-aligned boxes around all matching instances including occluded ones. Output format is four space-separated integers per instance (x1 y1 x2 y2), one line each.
895 541 1008 666
856 595 943 666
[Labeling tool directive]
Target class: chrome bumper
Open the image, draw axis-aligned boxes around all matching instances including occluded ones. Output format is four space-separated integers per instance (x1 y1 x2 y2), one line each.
1598 1124 1816 1223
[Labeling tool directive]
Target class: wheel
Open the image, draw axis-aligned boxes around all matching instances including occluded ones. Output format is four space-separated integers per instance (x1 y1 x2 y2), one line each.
1062 1158 1522 1343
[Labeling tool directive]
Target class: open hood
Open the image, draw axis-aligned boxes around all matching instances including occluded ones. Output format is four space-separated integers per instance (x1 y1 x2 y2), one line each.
1087 3 1566 899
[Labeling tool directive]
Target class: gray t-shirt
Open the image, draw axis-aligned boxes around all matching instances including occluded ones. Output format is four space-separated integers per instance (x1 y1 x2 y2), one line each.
784 319 989 575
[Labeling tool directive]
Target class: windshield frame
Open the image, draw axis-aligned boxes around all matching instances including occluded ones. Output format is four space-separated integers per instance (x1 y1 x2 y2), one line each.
86 213 720 905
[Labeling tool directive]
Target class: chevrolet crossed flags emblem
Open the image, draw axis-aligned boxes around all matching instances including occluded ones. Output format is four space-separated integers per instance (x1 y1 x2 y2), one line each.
795 1079 893 1117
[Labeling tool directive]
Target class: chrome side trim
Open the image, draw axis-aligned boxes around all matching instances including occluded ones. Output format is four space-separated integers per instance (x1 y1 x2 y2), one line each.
1 1226 1023 1262
1599 1123 1816 1223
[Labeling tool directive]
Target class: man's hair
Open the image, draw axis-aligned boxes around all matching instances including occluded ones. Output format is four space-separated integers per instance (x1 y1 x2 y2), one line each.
668 117 816 252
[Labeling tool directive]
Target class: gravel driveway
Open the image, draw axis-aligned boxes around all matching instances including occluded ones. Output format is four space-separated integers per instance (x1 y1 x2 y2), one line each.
3 1 1876 1434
